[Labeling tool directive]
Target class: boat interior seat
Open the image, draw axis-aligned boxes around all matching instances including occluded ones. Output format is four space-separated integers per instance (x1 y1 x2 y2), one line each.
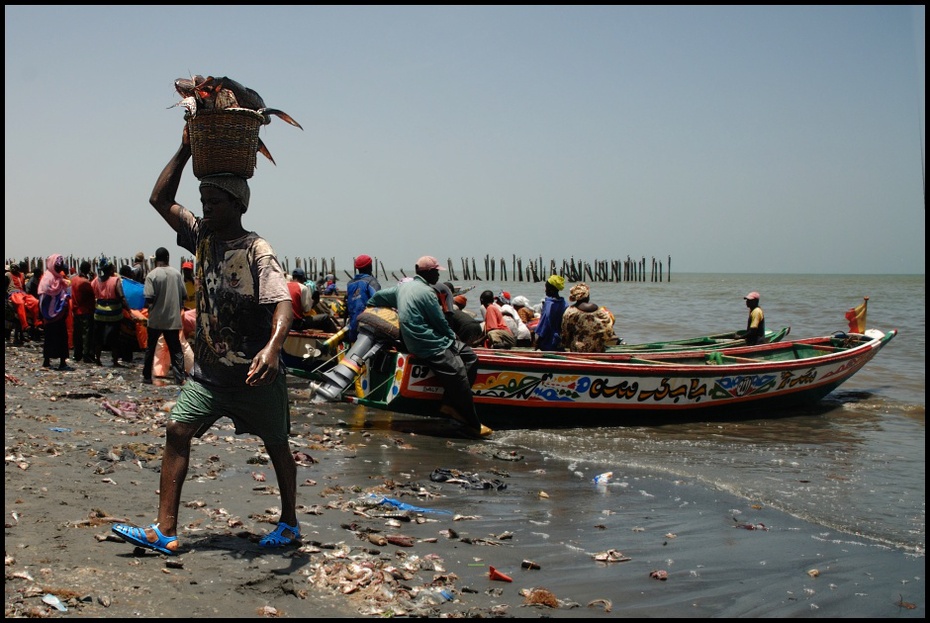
704 352 761 365
793 344 843 358
630 356 678 365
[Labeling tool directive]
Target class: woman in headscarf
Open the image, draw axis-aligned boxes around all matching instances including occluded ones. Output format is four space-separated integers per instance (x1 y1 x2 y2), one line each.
560 282 616 353
497 291 532 347
511 295 536 326
37 253 73 370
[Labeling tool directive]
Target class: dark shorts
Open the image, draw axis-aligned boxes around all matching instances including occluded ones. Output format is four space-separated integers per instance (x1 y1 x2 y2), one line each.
171 375 291 445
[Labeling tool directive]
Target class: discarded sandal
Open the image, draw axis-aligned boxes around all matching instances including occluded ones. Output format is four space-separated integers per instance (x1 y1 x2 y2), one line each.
259 521 301 548
111 523 178 555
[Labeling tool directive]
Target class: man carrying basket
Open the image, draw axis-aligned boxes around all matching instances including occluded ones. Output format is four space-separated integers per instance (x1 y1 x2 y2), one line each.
111 124 299 555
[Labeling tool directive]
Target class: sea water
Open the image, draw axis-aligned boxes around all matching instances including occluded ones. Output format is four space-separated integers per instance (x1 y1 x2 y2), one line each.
455 273 924 554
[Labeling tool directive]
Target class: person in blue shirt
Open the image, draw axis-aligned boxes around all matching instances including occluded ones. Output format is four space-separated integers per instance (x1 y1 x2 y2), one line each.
322 274 338 295
367 255 491 438
344 254 381 341
534 274 568 351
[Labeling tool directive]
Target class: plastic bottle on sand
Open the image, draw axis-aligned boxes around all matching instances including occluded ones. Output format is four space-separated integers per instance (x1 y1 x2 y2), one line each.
593 471 613 485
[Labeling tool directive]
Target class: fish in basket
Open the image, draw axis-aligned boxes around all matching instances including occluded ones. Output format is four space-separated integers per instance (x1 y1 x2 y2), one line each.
171 74 303 178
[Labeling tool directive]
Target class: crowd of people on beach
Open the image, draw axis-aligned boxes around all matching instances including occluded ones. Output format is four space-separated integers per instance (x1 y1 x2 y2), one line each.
6 241 630 372
5 249 195 378
280 263 621 355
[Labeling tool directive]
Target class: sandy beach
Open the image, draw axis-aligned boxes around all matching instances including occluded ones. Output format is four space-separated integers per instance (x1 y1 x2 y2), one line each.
4 340 925 618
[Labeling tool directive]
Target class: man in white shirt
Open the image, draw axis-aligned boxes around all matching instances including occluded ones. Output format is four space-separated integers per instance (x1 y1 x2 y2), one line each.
142 247 186 384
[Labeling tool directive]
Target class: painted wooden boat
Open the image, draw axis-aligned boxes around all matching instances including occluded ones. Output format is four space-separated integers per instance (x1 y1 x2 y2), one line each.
345 329 896 424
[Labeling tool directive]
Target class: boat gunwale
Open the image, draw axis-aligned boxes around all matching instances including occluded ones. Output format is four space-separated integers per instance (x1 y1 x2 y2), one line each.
470 331 894 375
473 327 792 358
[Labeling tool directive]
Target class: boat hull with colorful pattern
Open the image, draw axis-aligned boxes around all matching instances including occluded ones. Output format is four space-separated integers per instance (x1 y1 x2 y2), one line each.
348 330 896 425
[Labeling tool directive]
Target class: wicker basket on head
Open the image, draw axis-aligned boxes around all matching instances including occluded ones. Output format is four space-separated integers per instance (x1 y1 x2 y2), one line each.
186 108 265 179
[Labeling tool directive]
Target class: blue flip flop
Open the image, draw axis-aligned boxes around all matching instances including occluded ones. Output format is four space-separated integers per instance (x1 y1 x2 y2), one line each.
111 523 178 555
259 521 301 548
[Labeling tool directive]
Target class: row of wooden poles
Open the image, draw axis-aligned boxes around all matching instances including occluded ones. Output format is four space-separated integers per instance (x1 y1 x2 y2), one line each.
287 255 671 284
6 255 196 279
8 254 671 284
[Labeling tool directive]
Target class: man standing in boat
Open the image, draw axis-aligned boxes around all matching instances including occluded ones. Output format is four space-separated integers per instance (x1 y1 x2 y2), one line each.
744 291 765 345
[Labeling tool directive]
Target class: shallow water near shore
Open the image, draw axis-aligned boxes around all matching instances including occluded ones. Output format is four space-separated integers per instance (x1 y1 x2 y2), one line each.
311 400 924 617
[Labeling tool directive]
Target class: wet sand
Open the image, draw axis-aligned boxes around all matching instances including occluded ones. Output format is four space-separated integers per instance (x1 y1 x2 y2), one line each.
4 342 925 618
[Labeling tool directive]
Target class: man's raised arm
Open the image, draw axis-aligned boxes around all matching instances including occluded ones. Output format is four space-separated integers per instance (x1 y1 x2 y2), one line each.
149 127 192 233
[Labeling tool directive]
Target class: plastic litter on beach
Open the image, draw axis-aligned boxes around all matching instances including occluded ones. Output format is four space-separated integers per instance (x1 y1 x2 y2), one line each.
587 598 613 612
368 495 453 515
733 518 769 531
593 549 631 563
488 566 513 582
592 471 613 485
433 588 454 602
42 594 67 612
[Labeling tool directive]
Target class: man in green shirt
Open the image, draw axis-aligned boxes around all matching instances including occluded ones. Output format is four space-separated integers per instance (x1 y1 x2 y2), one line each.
368 256 491 438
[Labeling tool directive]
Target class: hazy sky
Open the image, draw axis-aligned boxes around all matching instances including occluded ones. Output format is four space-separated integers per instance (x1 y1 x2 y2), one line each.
5 6 925 275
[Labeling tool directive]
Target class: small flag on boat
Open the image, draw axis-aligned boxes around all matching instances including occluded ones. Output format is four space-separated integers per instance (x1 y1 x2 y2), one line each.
845 297 868 333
